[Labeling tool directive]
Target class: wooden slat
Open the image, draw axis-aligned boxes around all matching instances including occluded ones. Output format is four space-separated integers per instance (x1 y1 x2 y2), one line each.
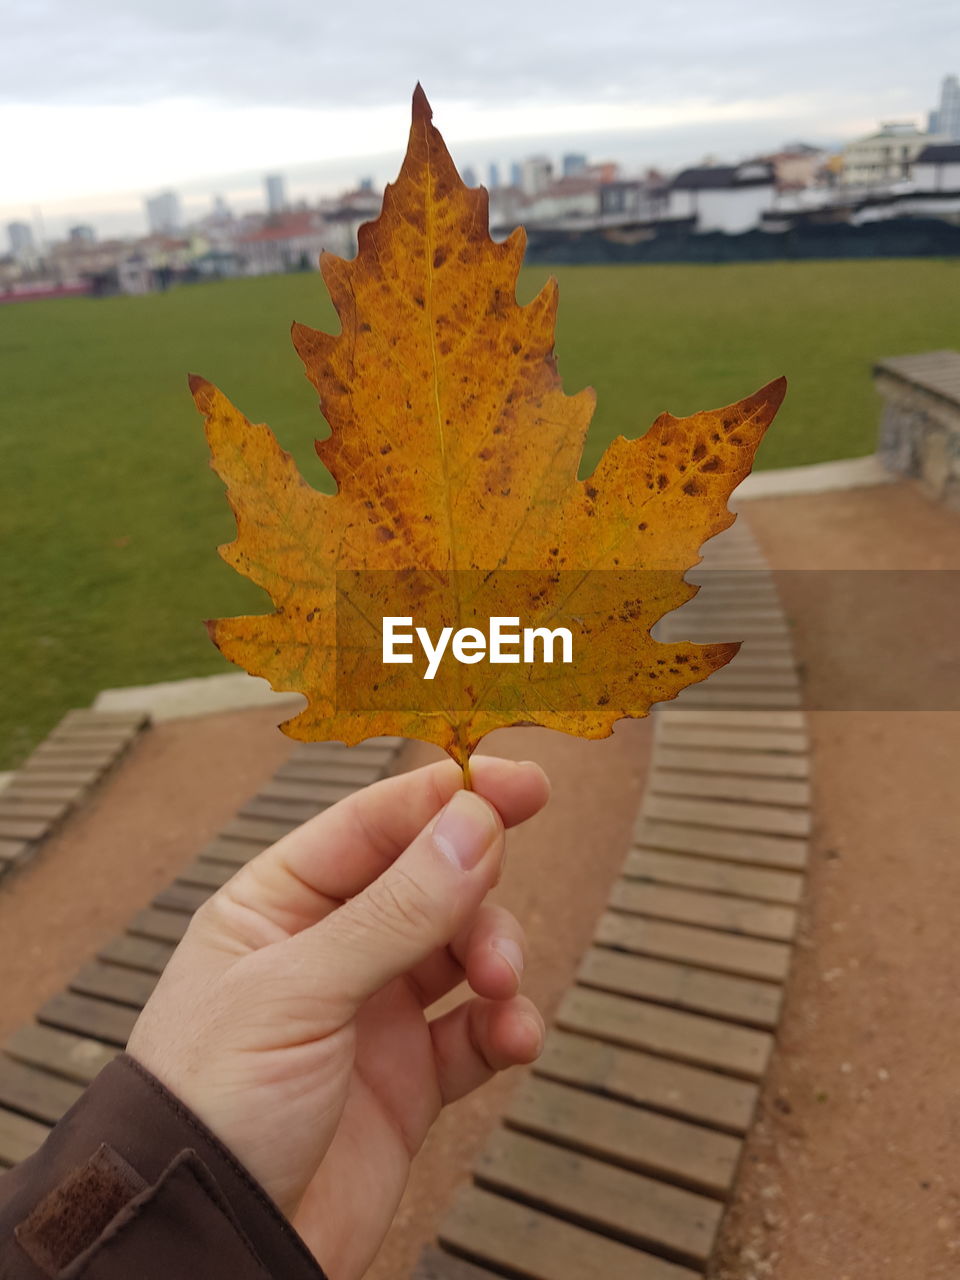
99 934 175 974
657 725 807 754
626 849 803 906
506 1077 741 1199
178 858 235 890
644 794 811 838
597 912 790 983
658 709 805 731
199 838 266 867
8 768 103 788
0 815 51 841
276 760 386 786
557 987 772 1080
440 1186 697 1280
128 908 191 944
650 770 809 808
477 1128 723 1267
0 795 71 822
0 1107 50 1165
240 796 328 824
0 1057 83 1124
70 961 157 1009
37 992 137 1047
673 688 802 710
3 781 91 803
537 1030 757 1134
4 1025 116 1085
635 819 808 870
578 947 782 1030
653 746 808 778
413 1246 503 1280
0 838 29 866
221 816 301 844
610 881 797 942
154 882 212 914
289 743 397 767
258 778 357 805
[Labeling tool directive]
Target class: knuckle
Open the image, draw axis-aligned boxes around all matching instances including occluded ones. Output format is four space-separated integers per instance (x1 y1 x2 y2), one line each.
361 867 440 941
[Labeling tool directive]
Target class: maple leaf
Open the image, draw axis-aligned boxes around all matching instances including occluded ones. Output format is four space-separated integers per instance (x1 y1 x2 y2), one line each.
190 86 785 780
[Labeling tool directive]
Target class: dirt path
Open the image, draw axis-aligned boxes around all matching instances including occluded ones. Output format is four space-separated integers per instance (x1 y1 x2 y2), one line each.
713 482 960 1280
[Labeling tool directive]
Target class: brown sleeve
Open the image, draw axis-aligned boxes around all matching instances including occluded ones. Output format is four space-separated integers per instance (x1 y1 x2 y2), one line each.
0 1054 327 1280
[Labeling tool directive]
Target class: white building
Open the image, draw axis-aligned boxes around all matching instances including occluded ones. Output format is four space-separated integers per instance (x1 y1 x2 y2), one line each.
840 122 944 186
520 156 553 198
668 161 776 233
913 144 960 192
144 190 181 234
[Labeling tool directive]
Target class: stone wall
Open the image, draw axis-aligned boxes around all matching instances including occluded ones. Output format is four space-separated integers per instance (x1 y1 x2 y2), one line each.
874 350 960 511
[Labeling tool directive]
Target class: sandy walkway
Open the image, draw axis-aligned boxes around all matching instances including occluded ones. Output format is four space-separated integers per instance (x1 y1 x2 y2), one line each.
713 482 960 1280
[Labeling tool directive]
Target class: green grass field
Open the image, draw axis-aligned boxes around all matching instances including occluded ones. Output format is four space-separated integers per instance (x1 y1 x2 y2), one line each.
1 258 957 766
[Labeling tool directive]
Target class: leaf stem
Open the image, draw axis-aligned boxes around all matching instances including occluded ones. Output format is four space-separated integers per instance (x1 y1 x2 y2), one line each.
461 755 473 791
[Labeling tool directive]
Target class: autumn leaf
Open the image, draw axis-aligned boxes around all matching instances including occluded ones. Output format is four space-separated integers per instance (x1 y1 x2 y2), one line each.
190 85 785 778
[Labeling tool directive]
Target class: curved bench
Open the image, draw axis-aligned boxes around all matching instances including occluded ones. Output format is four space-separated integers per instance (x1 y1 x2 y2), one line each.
416 517 810 1279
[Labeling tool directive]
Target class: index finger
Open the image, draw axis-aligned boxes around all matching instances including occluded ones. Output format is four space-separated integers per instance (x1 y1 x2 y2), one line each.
198 754 550 945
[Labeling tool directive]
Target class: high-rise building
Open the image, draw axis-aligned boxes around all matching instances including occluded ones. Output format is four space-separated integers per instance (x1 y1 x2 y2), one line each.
7 220 35 260
509 161 522 188
928 74 960 139
265 174 287 214
461 165 478 188
68 225 96 244
145 190 181 235
562 153 588 177
488 162 500 190
520 155 553 197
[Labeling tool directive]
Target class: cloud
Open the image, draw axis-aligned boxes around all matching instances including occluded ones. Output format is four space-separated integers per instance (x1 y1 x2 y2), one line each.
3 0 953 111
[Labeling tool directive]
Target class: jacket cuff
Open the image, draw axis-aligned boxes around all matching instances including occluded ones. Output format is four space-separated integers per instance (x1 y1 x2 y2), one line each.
0 1054 326 1280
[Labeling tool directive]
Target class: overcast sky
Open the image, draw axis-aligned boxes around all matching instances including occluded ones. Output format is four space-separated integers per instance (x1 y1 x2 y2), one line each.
2 0 956 238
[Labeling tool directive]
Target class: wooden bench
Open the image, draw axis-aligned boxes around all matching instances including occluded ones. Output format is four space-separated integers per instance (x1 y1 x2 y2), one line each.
415 518 810 1279
0 735 404 1167
0 710 150 884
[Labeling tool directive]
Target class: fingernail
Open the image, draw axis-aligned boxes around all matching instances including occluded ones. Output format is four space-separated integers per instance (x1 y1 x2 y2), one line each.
520 1013 545 1058
492 937 524 981
433 791 499 872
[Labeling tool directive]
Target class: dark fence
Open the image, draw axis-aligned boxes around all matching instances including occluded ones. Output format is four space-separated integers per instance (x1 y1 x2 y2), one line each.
523 217 960 265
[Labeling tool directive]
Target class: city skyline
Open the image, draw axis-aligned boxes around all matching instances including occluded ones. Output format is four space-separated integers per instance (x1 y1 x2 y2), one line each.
4 0 956 242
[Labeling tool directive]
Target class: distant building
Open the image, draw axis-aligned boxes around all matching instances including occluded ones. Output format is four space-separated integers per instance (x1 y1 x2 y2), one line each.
763 143 829 190
237 209 334 274
840 122 941 186
211 195 232 220
668 161 776 233
914 143 960 191
562 153 588 177
358 177 375 192
520 155 553 197
7 221 35 261
145 190 181 234
488 162 500 190
509 161 522 188
928 74 960 140
264 174 287 214
461 165 478 187
68 225 96 244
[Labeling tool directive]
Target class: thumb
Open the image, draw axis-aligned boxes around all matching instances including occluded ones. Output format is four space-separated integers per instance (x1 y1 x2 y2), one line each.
279 788 504 1020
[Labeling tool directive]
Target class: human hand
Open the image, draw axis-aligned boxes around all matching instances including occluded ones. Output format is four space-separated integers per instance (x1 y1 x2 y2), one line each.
127 755 550 1279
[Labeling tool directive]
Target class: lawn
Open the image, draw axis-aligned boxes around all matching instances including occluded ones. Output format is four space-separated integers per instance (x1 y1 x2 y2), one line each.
1 258 956 766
